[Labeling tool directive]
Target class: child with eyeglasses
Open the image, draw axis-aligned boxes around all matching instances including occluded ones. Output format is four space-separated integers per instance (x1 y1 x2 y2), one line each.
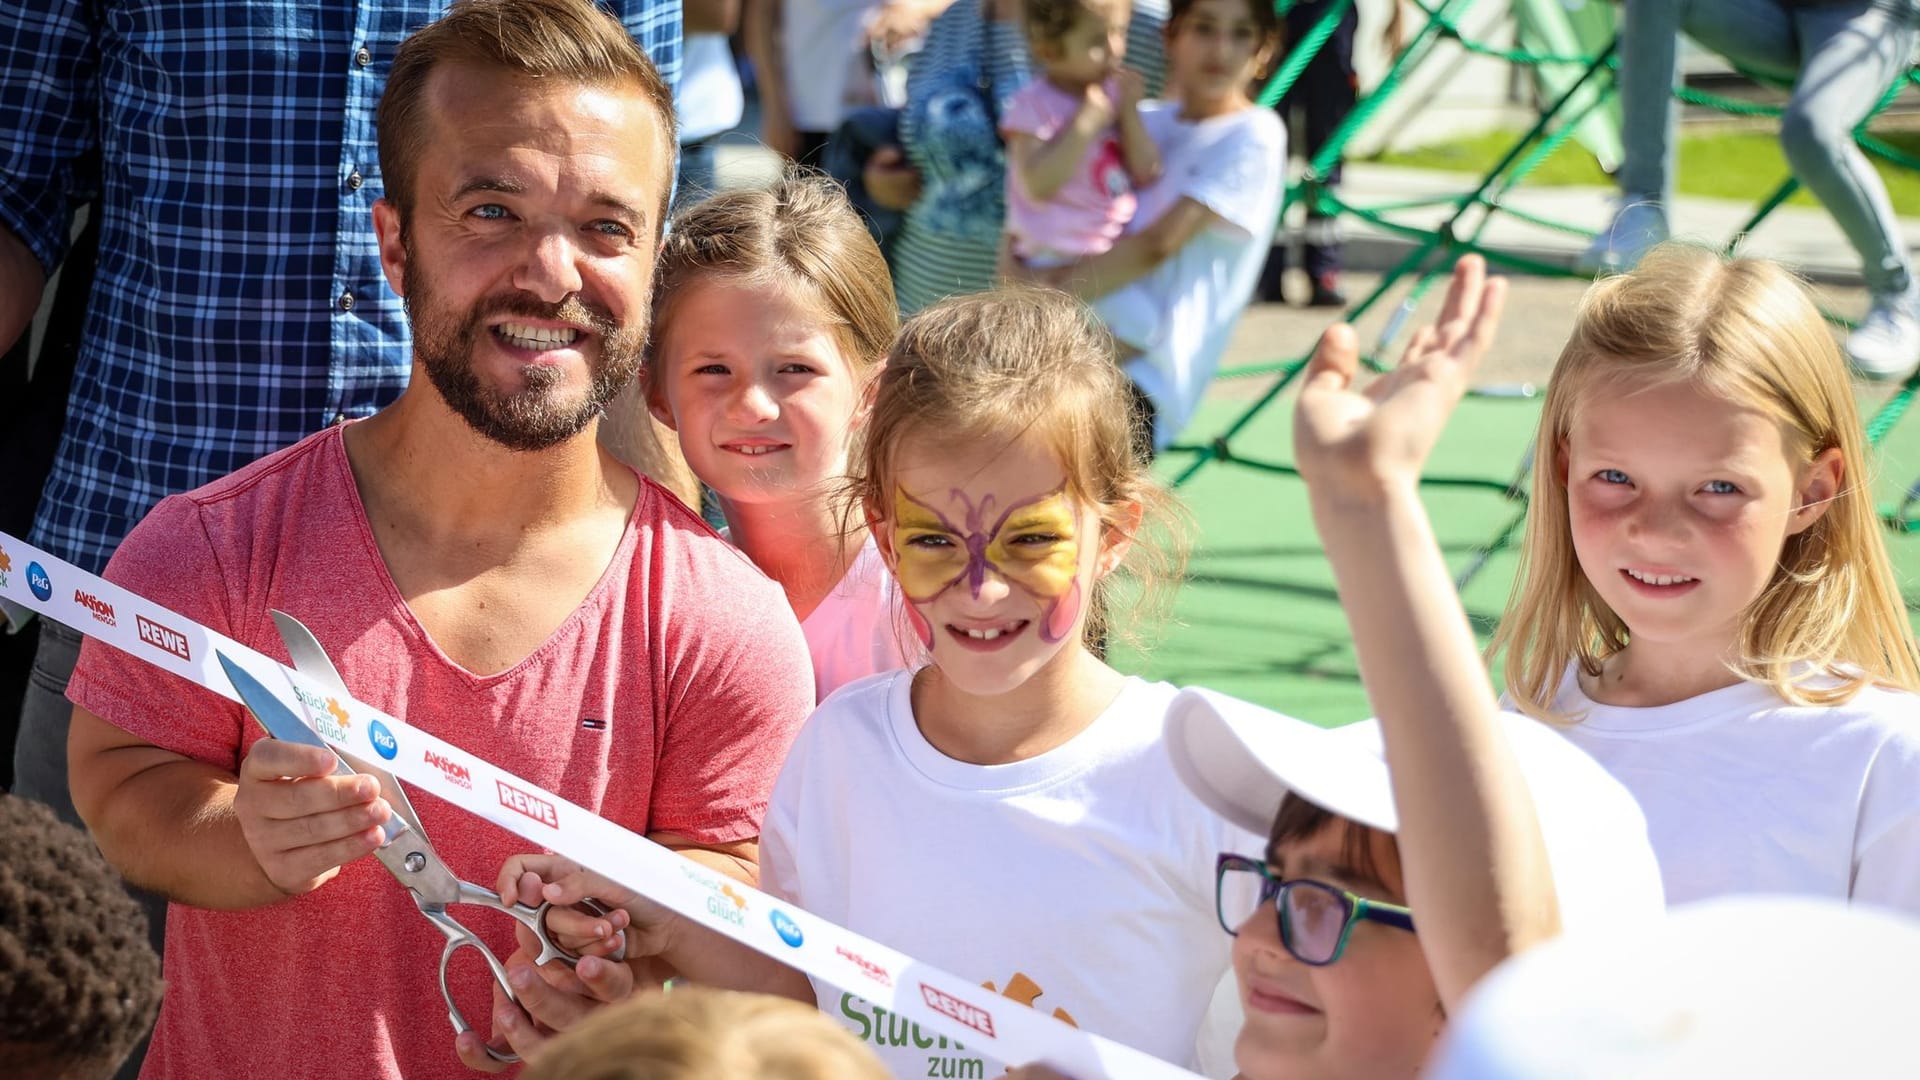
1008 257 1668 1080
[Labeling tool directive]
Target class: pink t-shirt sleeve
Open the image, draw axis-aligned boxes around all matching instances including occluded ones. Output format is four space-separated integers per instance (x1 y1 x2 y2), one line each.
67 494 251 770
642 505 817 846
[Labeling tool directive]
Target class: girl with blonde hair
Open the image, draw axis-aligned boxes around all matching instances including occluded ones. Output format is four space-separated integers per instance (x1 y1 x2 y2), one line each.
1492 241 1920 910
762 285 1248 1077
519 986 888 1080
646 174 918 699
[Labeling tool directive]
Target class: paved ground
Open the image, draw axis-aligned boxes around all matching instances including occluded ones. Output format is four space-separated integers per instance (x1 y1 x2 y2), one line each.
1221 266 1876 393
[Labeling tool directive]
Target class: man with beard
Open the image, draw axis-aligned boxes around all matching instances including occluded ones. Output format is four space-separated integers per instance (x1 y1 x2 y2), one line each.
59 2 817 1077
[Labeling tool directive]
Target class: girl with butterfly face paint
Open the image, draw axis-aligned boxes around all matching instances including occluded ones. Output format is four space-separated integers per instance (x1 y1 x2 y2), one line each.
757 288 1255 1077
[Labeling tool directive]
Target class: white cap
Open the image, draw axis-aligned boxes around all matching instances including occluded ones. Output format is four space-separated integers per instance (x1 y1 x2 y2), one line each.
1425 895 1920 1079
1162 688 1665 933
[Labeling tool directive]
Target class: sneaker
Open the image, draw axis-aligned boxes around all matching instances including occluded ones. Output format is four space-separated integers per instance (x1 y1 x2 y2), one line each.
1306 273 1347 308
1576 200 1669 276
1846 293 1920 381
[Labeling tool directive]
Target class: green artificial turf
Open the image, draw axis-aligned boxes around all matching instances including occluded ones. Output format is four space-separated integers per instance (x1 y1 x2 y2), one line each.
1109 382 1920 727
1369 127 1920 219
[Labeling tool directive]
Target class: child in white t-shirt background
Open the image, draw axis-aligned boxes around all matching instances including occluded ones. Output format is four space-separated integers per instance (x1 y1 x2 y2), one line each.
1008 0 1284 457
1491 243 1920 913
1001 0 1160 266
646 176 919 700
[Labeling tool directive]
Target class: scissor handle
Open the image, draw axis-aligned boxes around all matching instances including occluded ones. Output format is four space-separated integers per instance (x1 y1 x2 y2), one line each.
428 911 523 1065
427 888 632 1062
522 895 630 967
451 880 630 968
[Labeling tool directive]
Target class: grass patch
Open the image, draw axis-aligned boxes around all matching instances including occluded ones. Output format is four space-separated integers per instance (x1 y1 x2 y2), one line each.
1368 126 1920 217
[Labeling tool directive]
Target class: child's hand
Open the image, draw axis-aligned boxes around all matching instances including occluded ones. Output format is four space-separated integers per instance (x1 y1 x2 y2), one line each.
1079 81 1117 127
1292 254 1506 502
496 853 672 961
458 854 663 1070
1114 68 1147 110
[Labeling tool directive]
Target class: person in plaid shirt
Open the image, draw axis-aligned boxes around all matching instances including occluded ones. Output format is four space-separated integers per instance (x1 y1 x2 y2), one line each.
0 0 678 823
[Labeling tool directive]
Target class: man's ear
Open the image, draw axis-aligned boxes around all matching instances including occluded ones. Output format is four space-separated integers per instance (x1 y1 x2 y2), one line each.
1096 499 1143 577
1787 446 1844 537
372 198 409 301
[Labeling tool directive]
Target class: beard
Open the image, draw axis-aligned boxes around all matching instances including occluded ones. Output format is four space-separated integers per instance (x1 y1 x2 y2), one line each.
402 244 646 452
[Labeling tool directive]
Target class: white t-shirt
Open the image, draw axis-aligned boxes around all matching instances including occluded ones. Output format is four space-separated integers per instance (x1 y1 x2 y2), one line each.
678 33 745 144
762 670 1254 1077
782 0 883 132
1548 665 1920 914
1092 102 1284 450
799 537 920 700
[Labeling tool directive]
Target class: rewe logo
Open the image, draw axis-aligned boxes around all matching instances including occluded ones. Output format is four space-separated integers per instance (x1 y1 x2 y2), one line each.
136 615 192 661
73 589 116 626
425 749 473 790
497 780 559 828
919 984 996 1039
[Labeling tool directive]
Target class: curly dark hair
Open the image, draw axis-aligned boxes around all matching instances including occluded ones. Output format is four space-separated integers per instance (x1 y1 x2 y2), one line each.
0 795 162 1078
1022 0 1101 52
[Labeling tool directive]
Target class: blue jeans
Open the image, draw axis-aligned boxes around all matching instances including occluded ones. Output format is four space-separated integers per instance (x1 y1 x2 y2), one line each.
1618 0 1920 294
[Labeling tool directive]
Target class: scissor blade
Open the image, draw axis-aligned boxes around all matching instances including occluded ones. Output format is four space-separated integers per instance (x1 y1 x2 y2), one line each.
216 652 353 767
272 609 351 694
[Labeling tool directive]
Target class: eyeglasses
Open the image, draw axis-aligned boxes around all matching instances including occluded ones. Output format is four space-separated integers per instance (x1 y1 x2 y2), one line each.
1215 853 1416 966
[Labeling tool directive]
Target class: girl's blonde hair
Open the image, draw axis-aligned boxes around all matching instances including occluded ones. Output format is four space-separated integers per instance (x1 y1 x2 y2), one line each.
645 173 898 402
854 287 1187 648
519 986 889 1080
1495 243 1920 719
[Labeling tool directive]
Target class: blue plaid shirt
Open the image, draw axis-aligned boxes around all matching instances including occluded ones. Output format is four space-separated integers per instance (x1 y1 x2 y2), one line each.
0 0 680 573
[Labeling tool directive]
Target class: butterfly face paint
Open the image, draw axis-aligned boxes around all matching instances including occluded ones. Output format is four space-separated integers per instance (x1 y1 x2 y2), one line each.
891 483 1087 647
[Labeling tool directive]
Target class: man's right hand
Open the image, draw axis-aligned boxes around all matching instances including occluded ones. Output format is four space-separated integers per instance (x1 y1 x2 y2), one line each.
1079 81 1118 129
233 740 392 896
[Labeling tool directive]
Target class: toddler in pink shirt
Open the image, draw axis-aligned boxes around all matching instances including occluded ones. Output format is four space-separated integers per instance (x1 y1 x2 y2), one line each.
1001 0 1160 264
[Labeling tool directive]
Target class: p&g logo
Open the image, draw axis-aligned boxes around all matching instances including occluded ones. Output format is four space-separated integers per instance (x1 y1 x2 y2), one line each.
770 909 804 948
368 719 398 760
27 561 51 601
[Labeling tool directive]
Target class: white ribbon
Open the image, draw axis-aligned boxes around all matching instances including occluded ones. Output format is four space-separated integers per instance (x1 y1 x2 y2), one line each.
0 531 1201 1079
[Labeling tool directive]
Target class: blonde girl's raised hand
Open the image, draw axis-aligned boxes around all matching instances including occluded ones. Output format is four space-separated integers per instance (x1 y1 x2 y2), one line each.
1292 254 1507 502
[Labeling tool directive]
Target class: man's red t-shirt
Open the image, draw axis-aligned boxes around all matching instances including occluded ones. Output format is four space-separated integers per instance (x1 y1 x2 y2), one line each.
67 424 817 1079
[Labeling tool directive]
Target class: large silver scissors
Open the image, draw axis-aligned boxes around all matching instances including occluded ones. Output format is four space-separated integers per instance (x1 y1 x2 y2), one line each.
216 610 625 1064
